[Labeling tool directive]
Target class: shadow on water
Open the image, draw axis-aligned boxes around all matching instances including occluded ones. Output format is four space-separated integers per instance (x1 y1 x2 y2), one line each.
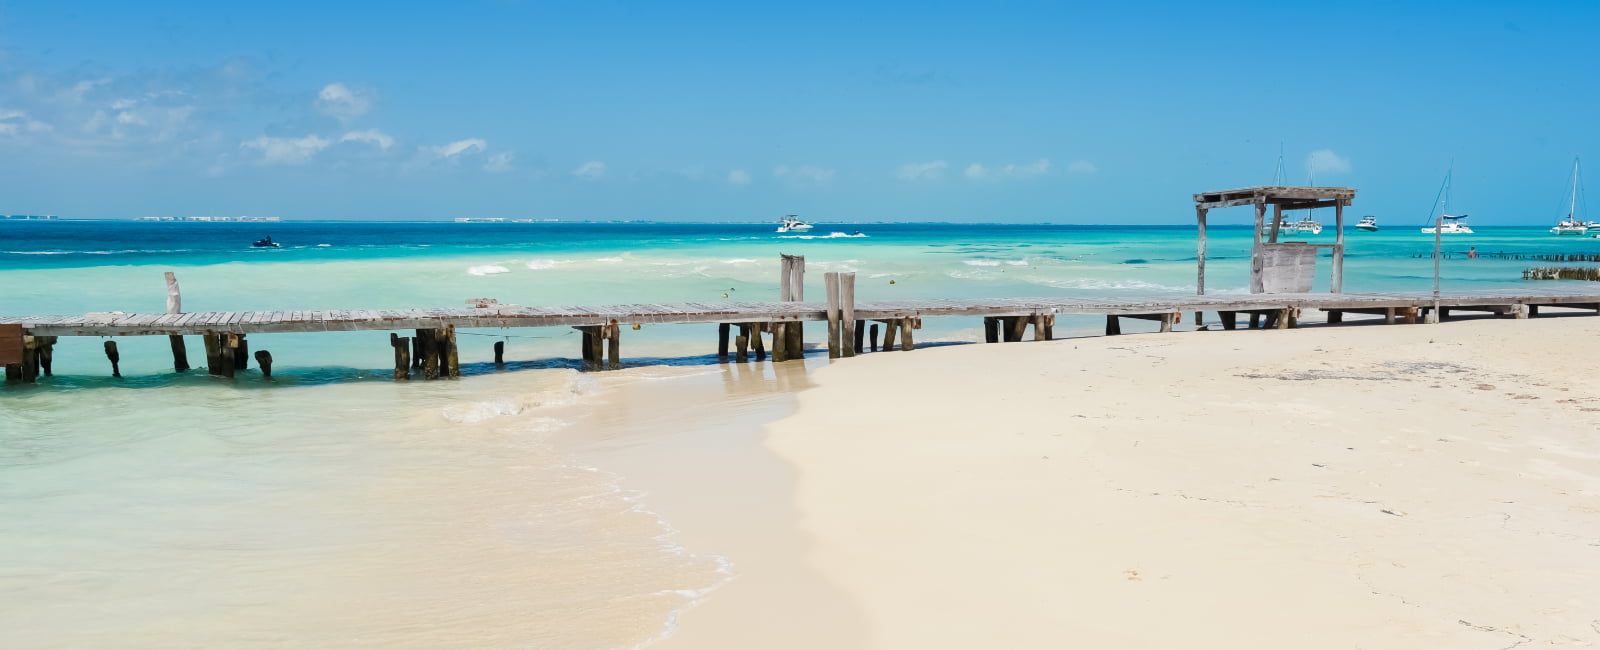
0 341 978 393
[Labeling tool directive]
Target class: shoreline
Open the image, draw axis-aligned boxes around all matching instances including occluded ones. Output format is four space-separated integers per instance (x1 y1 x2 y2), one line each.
648 317 1600 648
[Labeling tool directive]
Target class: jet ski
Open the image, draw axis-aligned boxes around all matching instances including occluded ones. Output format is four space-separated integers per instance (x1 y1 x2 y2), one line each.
251 236 281 248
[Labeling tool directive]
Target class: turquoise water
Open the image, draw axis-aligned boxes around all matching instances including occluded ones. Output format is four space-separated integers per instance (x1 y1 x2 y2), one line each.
3 220 1597 646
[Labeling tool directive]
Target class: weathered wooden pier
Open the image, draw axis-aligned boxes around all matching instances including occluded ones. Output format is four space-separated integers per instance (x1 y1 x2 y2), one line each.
9 184 1600 383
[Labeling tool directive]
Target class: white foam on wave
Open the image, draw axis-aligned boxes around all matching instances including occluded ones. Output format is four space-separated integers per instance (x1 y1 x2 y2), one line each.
316 244 331 247
720 258 758 264
467 264 511 276
594 256 624 263
964 259 1001 267
525 259 573 270
440 372 597 424
778 232 868 239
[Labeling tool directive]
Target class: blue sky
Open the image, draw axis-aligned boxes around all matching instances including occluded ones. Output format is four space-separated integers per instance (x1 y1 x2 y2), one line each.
0 1 1596 223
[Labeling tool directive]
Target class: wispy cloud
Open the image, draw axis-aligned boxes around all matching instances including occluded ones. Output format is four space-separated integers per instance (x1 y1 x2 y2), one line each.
428 138 486 159
1067 160 1098 174
573 160 607 180
727 169 751 185
241 134 331 165
483 151 514 172
774 164 836 187
965 158 1051 180
316 83 373 122
339 129 394 150
1306 149 1351 175
0 109 52 136
896 160 947 181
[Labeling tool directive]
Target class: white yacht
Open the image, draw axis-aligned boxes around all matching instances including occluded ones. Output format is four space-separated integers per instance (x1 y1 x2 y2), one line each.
1551 157 1588 235
1285 217 1322 235
1421 214 1474 234
1551 219 1588 235
1356 215 1379 231
776 215 814 233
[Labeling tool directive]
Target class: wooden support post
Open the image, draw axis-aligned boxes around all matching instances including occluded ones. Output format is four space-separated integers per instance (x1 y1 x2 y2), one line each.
779 254 805 358
443 326 460 378
1006 316 1027 342
3 364 17 382
1032 314 1046 341
1384 307 1397 324
1529 305 1540 318
1196 206 1208 297
412 335 423 369
586 326 603 371
840 273 856 358
771 322 788 362
1044 315 1055 340
1328 310 1344 324
233 334 249 371
391 333 410 381
169 336 189 373
984 317 999 343
869 323 879 352
1219 310 1237 330
218 334 237 379
255 350 273 379
900 318 914 351
824 271 841 359
1270 203 1283 243
606 323 621 370
493 341 505 368
753 322 767 361
853 320 865 355
1439 307 1452 321
735 324 750 363
1276 308 1292 330
37 336 54 377
19 337 37 383
881 319 898 351
1514 304 1529 319
419 329 439 379
1332 201 1346 294
164 271 189 373
1159 313 1174 333
718 323 731 362
1105 315 1122 336
202 334 222 375
1250 200 1267 294
1402 307 1418 324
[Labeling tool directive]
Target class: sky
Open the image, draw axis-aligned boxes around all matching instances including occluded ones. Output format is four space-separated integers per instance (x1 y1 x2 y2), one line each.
0 0 1596 224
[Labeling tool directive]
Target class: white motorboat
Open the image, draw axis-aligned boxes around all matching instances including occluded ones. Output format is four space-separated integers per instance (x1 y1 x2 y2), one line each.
776 215 813 233
1421 214 1474 234
1356 216 1379 231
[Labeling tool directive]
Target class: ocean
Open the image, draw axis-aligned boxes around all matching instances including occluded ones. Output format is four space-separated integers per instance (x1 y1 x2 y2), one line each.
2 219 1596 647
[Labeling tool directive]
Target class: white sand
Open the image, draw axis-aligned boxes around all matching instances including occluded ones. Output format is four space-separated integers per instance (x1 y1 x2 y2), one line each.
660 317 1600 649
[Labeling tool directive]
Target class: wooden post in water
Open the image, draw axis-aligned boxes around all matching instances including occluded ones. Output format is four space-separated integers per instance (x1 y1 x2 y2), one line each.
412 336 423 369
717 323 731 362
493 341 505 368
233 334 250 371
103 340 122 377
984 317 999 343
254 350 273 379
853 320 865 355
443 326 460 378
419 329 439 379
1033 314 1046 341
1009 316 1029 342
218 334 237 379
840 273 856 358
735 324 750 363
1044 315 1055 340
36 336 54 377
1332 201 1346 293
164 272 190 372
780 255 804 357
1105 315 1122 336
900 318 915 351
202 334 222 375
869 323 879 351
881 319 897 351
752 322 766 361
605 322 621 370
391 333 411 380
770 322 788 362
824 272 841 359
19 336 37 383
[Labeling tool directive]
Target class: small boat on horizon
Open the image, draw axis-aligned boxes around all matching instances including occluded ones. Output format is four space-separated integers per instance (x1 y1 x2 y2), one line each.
251 236 281 248
1356 215 1379 231
1550 157 1589 235
776 215 814 233
1285 216 1322 235
1421 214 1474 234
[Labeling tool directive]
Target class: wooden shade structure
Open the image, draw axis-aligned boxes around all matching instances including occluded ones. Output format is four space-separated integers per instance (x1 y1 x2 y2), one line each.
1194 186 1357 294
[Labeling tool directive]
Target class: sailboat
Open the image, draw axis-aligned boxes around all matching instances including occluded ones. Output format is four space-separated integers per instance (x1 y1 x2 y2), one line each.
1267 147 1323 235
1551 157 1588 235
1420 168 1474 234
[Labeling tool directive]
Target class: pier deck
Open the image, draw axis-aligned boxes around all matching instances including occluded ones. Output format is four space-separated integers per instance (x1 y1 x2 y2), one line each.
7 288 1600 337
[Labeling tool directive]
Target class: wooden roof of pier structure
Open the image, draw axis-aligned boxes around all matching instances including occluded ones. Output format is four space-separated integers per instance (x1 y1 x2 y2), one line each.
1193 186 1357 211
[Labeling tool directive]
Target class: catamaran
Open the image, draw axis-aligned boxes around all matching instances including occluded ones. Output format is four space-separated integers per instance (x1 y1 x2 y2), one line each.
1550 157 1588 235
1285 216 1322 235
776 215 813 233
1356 216 1379 231
1421 214 1474 234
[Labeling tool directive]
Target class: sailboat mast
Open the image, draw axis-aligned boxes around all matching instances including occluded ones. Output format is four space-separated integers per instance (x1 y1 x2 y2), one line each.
1570 157 1581 221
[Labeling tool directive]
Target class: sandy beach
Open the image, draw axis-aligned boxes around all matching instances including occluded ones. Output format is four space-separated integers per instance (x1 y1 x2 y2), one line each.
653 316 1600 649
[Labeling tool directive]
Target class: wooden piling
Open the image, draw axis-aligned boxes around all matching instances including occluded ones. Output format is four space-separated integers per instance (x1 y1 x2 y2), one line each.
869 323 879 351
840 273 856 357
853 320 865 355
1010 316 1030 342
1105 315 1122 336
771 322 788 362
202 334 222 375
718 323 731 362
1276 308 1292 330
419 329 440 379
169 335 190 373
165 272 189 373
825 272 842 359
605 323 621 370
984 317 999 343
1327 310 1344 324
752 322 766 361
443 326 460 378
1032 314 1046 341
218 334 237 379
1043 315 1055 340
255 350 273 379
735 324 750 363
37 336 54 377
881 319 898 351
104 340 121 377
900 318 914 351
233 334 250 371
19 336 37 383
1219 310 1237 330
780 254 804 358
391 333 411 380
1159 313 1174 333
493 341 505 368
586 326 603 371
1249 313 1262 328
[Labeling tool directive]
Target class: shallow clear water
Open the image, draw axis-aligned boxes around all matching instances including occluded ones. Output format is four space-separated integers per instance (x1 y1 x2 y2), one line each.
3 219 1597 646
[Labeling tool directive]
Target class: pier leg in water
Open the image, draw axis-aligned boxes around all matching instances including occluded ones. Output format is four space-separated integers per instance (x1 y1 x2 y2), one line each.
411 336 423 369
202 334 222 375
736 324 750 363
104 340 121 378
254 350 273 379
1044 315 1055 340
233 334 249 371
443 327 460 378
718 323 730 362
1218 311 1237 330
493 341 505 368
587 326 603 371
1105 315 1122 336
37 336 54 377
752 322 766 361
169 335 189 372
20 337 37 383
1009 316 1029 342
900 318 915 351
219 334 237 379
984 317 999 343
881 319 897 351
854 320 866 354
771 322 788 362
391 333 411 381
825 271 841 359
1160 313 1174 334
419 329 439 379
1249 313 1262 329
606 323 621 370
4 363 19 382
1033 314 1046 341
841 273 856 357
869 323 879 352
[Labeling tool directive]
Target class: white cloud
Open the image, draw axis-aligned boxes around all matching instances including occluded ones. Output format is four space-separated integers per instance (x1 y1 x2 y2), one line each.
727 169 751 185
1067 160 1098 174
240 134 331 165
1306 149 1351 175
483 151 514 172
428 138 486 159
964 158 1051 180
896 160 947 181
0 109 51 136
774 164 836 187
678 165 706 180
316 83 373 121
573 160 607 180
339 129 395 150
